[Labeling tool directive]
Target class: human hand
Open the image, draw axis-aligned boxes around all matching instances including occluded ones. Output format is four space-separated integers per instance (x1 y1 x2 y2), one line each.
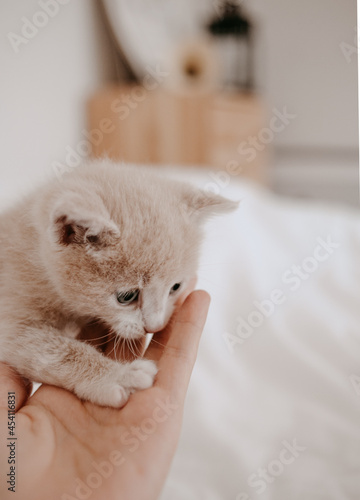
0 289 210 500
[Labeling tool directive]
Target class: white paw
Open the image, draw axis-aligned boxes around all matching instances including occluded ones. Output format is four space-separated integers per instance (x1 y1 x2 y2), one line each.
75 359 157 408
98 384 130 408
121 359 158 391
77 381 130 408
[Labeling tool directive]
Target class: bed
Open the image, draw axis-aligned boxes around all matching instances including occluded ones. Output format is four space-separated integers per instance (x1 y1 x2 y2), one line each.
157 167 360 500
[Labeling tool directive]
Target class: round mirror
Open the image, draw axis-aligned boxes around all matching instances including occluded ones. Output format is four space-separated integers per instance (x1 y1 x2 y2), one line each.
100 0 221 80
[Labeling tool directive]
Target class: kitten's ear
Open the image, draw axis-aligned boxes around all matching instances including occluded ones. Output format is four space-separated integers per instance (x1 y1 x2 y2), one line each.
182 188 239 222
50 194 120 247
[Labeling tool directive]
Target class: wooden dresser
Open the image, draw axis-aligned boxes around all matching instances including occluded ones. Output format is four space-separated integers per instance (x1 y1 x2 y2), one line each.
87 85 268 184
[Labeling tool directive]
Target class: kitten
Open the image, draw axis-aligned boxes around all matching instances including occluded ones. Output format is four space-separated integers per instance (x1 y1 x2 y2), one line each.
0 160 237 407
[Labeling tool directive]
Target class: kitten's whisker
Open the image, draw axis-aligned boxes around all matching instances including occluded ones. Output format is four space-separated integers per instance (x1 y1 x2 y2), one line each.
134 339 142 357
114 335 120 362
133 339 139 358
114 340 119 362
124 340 128 360
117 337 124 361
108 333 118 361
112 336 117 362
83 338 111 348
127 339 133 358
128 338 136 359
83 332 112 342
148 337 167 349
121 338 126 361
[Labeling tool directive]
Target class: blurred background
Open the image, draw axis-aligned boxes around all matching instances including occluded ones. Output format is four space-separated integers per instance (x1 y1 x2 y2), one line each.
0 0 358 207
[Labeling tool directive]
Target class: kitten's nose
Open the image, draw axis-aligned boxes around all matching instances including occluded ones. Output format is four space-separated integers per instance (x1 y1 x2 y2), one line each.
144 314 165 334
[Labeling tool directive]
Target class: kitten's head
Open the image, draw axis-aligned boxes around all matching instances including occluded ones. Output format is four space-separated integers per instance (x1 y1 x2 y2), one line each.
40 161 237 339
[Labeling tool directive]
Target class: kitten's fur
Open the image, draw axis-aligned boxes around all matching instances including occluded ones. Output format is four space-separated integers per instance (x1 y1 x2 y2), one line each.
0 160 236 407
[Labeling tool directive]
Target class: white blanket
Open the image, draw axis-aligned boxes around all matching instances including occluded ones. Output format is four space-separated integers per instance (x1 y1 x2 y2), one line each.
159 169 360 500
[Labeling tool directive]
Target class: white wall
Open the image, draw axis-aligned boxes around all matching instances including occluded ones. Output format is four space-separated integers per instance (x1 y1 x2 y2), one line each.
0 0 112 206
248 0 358 150
0 0 357 208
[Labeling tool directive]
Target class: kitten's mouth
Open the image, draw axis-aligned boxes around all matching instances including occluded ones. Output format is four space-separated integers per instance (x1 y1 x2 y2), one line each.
144 327 163 334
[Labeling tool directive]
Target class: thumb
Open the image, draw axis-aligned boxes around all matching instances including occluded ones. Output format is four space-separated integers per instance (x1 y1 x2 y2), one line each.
0 363 32 411
146 290 210 402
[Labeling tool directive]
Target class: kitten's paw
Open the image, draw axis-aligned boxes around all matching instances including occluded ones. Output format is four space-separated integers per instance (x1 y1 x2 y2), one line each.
102 384 130 408
80 382 130 408
121 359 158 391
74 359 157 408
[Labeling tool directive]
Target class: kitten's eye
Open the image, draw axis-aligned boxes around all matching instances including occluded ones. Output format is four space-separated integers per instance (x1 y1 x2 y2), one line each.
116 289 139 305
170 283 182 294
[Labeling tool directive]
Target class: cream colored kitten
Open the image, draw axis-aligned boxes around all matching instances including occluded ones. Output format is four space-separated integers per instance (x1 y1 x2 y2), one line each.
0 160 236 407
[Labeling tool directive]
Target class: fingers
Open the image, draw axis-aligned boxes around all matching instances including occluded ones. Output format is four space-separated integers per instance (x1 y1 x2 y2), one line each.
0 363 32 411
146 290 210 402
